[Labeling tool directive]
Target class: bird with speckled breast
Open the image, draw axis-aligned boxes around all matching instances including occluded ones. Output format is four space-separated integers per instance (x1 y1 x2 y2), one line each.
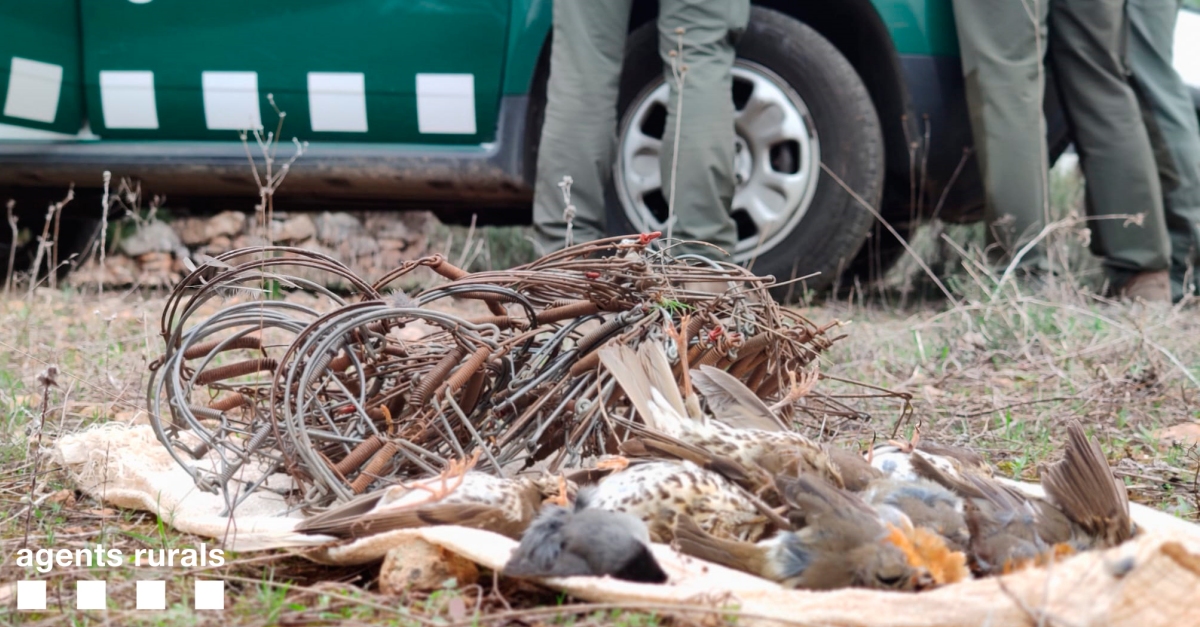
598 340 865 493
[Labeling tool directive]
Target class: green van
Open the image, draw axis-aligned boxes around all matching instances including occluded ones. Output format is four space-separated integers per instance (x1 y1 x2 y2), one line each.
1 1 1197 289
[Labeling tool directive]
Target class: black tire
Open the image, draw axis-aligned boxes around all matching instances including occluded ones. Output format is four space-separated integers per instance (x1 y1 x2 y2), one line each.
608 6 884 299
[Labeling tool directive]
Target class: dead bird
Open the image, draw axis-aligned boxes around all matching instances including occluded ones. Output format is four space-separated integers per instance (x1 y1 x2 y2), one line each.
674 474 930 591
575 459 771 543
502 503 668 583
907 421 1135 575
864 477 970 555
296 453 569 540
910 452 1066 575
599 342 860 490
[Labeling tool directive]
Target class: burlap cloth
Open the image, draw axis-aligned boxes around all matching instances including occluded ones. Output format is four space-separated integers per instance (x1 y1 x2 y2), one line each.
54 423 1200 627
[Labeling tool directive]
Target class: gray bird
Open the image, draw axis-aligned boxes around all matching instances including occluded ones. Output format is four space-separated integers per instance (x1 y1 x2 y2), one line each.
502 503 668 583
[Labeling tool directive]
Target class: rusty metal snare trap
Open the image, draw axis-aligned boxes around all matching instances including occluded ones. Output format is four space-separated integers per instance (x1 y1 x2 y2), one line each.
147 235 909 514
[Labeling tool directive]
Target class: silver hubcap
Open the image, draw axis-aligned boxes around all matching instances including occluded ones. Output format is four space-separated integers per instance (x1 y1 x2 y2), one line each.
615 61 821 261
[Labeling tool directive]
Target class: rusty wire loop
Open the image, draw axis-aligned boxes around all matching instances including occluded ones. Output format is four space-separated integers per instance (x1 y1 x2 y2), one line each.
147 236 910 514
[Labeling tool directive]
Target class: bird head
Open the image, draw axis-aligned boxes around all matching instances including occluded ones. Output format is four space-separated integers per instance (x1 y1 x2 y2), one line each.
851 535 927 591
883 523 969 587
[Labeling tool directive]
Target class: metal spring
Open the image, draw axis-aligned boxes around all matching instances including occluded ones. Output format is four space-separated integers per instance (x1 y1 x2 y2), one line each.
411 346 467 407
333 434 384 477
194 358 278 386
467 314 516 330
208 393 250 412
210 424 273 487
350 441 398 493
536 301 599 324
694 348 723 368
182 335 263 360
728 352 769 380
575 317 627 356
445 345 492 395
737 332 772 360
427 258 507 316
187 405 225 421
328 353 353 372
568 351 602 377
427 256 469 281
459 371 486 414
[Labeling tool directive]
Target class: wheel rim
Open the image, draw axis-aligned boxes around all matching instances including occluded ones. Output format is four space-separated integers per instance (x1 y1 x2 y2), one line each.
615 60 821 261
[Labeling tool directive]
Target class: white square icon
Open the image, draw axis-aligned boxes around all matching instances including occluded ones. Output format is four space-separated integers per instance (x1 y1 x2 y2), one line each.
99 70 159 130
307 72 367 132
194 579 224 610
4 57 64 124
76 580 106 610
416 73 476 135
201 71 262 131
16 580 46 610
136 580 166 610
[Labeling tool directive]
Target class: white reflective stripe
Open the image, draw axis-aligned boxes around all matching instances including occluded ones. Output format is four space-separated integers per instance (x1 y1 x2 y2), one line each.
307 72 368 132
3 57 63 124
100 70 159 129
201 71 262 131
1175 10 1200 93
416 73 476 134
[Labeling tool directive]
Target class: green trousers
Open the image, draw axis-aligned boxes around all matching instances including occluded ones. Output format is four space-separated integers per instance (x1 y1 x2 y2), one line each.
531 0 749 258
1128 0 1200 301
952 0 1171 282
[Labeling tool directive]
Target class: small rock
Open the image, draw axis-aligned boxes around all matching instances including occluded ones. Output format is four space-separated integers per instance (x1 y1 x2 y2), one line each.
271 214 316 243
172 217 210 246
120 221 181 257
203 235 233 255
337 235 380 258
378 539 479 594
314 212 364 244
232 234 270 250
207 211 247 239
377 238 409 252
1154 422 1200 447
137 252 174 273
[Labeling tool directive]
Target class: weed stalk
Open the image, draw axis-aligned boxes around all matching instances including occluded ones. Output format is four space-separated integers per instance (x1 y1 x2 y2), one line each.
23 365 58 548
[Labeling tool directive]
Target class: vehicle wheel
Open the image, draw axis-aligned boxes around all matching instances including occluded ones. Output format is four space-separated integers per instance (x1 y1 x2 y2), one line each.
610 6 883 298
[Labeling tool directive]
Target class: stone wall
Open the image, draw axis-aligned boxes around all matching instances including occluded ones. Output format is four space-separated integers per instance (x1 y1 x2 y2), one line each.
70 210 435 289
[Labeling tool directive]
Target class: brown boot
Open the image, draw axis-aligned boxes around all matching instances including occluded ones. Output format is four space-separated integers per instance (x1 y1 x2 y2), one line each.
1117 270 1171 302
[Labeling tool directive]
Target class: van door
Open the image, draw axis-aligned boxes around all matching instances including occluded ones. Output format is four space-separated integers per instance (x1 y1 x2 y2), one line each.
0 2 84 138
78 0 510 144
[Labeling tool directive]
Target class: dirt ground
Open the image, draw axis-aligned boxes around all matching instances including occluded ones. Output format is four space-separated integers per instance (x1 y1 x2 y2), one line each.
0 271 1197 625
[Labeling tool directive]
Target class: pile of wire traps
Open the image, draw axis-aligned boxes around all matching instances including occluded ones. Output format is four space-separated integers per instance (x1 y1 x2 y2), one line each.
147 233 907 515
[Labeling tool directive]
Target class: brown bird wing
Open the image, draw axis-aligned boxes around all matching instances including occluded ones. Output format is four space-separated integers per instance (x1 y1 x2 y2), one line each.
1040 420 1133 547
690 365 786 432
599 345 657 426
300 502 528 540
637 341 685 416
673 514 768 577
823 445 883 491
294 490 393 534
599 342 685 429
776 473 880 533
